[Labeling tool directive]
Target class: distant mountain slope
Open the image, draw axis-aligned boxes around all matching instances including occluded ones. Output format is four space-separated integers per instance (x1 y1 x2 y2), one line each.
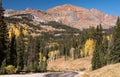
5 13 80 37
47 4 117 29
5 4 117 30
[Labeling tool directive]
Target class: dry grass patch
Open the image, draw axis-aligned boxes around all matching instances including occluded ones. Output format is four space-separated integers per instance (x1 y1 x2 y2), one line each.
47 56 92 71
89 63 120 77
82 73 89 77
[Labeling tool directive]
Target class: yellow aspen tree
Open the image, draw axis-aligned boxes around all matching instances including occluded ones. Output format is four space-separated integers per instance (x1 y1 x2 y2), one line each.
39 52 43 63
84 39 95 56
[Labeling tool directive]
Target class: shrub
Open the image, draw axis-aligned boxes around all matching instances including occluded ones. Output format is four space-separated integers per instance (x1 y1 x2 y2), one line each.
5 65 18 74
79 68 86 71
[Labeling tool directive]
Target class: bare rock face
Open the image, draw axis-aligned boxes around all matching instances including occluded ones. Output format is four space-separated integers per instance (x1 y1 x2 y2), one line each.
5 4 117 29
47 4 117 29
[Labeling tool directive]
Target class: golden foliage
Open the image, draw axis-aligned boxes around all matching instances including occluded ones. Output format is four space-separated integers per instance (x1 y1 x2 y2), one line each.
48 50 59 61
106 35 112 41
8 23 28 37
39 52 46 62
48 50 59 58
8 24 20 37
84 39 95 56
22 29 28 35
48 51 54 57
5 65 18 74
43 56 46 61
39 52 43 62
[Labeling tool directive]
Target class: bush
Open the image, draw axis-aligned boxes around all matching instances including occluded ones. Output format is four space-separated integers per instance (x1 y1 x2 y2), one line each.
5 65 18 74
79 68 86 71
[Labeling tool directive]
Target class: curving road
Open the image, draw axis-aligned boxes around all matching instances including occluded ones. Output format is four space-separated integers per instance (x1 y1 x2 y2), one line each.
45 71 79 77
0 71 81 77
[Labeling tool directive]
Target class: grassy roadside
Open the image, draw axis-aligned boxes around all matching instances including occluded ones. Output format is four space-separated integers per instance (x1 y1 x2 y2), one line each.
79 63 120 77
47 56 92 72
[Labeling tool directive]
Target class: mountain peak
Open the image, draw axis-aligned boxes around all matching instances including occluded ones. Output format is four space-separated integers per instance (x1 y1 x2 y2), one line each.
25 8 37 11
47 4 88 12
5 4 117 29
62 4 75 7
47 4 117 29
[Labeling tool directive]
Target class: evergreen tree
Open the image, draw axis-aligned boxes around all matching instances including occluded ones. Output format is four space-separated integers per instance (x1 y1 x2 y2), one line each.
26 36 41 71
27 36 34 70
0 0 9 68
92 24 103 70
88 26 96 39
16 28 24 70
108 17 120 64
99 37 108 67
34 36 40 71
9 33 17 66
95 24 103 45
92 47 101 70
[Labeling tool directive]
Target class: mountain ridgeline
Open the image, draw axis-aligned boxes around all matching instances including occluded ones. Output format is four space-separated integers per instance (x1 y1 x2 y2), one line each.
5 4 117 29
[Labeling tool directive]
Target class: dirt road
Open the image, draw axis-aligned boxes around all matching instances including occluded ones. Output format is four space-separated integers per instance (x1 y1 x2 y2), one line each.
0 71 83 77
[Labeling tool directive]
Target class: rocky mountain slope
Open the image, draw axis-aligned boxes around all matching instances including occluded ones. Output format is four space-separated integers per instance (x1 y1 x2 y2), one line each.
5 13 80 37
5 4 117 30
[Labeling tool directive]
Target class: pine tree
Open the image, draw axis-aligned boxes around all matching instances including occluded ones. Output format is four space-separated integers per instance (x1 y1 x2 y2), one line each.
108 17 120 64
26 36 40 71
99 37 108 67
88 26 96 39
92 47 101 70
95 24 103 45
26 35 33 70
0 0 9 68
92 24 103 70
16 28 24 70
33 36 40 71
9 33 17 66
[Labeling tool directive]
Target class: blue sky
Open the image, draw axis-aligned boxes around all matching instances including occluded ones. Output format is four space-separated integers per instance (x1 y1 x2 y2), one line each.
2 0 120 16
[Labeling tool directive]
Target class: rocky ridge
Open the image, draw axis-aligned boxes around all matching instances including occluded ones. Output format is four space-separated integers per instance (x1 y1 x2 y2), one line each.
5 4 117 29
